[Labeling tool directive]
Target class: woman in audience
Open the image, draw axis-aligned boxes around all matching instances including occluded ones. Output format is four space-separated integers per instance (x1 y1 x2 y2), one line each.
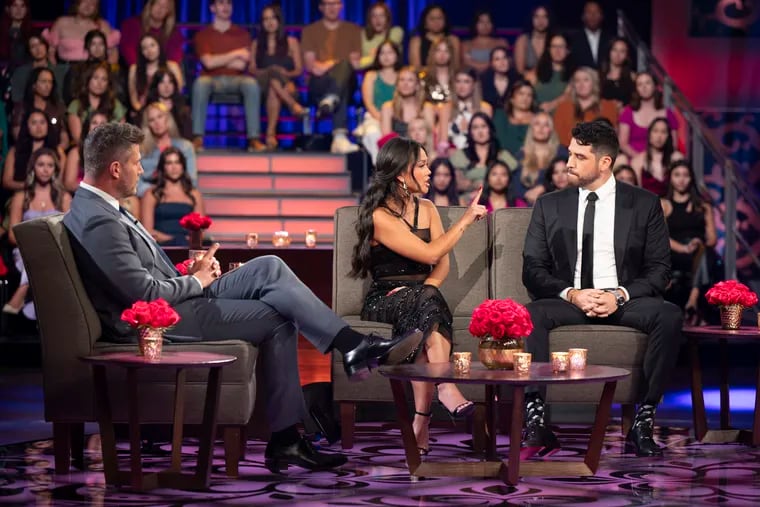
61 29 127 105
619 71 679 158
63 110 106 192
480 46 520 111
600 37 635 108
661 160 717 325
0 0 31 71
357 40 400 162
478 160 525 211
43 0 120 64
541 156 569 193
409 4 460 70
407 117 435 156
67 61 127 145
553 67 618 146
141 147 204 247
146 67 192 140
250 3 306 150
443 68 492 150
137 101 196 197
424 157 461 206
351 137 484 455
630 117 683 196
127 33 183 116
120 0 184 67
530 32 573 113
359 1 404 69
614 164 639 186
513 5 551 76
421 36 455 106
3 109 65 191
4 148 70 318
461 10 508 74
11 67 67 145
381 67 436 140
493 79 536 156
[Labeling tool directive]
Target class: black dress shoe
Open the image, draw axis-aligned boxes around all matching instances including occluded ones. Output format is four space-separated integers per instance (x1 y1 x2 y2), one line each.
625 425 664 457
520 424 561 459
342 329 424 381
264 436 348 473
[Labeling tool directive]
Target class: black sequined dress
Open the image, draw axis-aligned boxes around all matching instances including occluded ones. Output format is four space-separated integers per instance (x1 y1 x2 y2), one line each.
361 198 454 361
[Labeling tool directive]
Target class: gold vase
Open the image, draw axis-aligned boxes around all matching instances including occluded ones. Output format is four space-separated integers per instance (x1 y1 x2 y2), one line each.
138 327 164 361
478 337 524 370
719 304 744 330
189 229 203 250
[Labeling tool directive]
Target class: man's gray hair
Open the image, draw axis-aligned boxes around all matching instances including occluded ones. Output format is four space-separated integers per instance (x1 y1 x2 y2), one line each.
83 122 145 178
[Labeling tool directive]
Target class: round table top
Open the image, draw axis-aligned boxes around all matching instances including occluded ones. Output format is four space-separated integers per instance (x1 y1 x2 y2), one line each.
682 325 760 340
80 351 238 368
379 362 630 386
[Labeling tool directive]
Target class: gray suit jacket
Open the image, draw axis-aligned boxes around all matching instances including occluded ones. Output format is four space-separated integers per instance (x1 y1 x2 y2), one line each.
63 188 203 341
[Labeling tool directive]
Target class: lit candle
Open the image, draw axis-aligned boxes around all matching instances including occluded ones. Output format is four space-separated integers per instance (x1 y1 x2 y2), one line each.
551 352 569 373
272 231 290 248
568 348 588 371
452 352 471 374
228 262 243 272
513 352 532 374
305 229 318 248
246 232 259 248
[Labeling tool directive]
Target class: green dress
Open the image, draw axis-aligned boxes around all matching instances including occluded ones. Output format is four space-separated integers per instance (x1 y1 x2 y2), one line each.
535 70 567 106
493 109 529 156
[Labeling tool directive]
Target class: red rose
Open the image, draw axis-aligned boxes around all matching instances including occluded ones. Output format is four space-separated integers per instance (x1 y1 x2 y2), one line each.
180 212 213 231
706 280 758 307
469 298 533 340
121 299 182 330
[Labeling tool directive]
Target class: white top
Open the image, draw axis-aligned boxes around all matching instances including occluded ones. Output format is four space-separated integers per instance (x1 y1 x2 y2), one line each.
584 28 601 63
79 181 119 211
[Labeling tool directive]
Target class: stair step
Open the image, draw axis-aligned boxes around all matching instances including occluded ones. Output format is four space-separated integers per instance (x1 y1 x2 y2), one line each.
204 196 357 217
197 173 351 192
197 152 347 174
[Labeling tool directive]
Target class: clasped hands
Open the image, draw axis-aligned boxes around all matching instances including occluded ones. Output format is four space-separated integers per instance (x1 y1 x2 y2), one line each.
190 243 222 287
569 289 618 318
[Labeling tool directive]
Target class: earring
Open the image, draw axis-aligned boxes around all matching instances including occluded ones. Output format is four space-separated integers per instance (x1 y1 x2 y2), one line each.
402 180 408 191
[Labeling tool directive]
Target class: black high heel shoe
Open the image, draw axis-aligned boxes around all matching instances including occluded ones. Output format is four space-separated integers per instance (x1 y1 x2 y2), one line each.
413 410 432 455
436 384 476 419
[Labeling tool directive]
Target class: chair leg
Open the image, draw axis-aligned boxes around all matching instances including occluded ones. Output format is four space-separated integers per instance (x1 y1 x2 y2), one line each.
70 422 85 470
223 426 243 478
340 402 356 449
52 422 72 474
622 403 635 435
471 403 486 453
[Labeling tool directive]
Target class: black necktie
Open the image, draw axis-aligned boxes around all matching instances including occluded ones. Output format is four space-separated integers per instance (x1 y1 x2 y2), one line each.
119 206 179 276
580 192 598 289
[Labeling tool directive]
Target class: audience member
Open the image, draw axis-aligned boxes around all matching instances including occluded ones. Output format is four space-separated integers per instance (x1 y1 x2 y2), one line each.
569 0 612 70
630 117 683 196
513 5 551 75
11 67 66 145
61 29 127 106
553 67 618 146
480 47 520 111
600 37 635 108
493 79 536 156
120 0 185 67
128 34 183 116
380 67 436 140
3 108 65 191
531 33 573 113
409 4 460 70
67 61 126 145
301 0 362 154
359 1 403 70
424 157 462 206
62 109 106 192
618 71 679 158
444 68 492 150
479 160 526 211
613 163 638 186
10 34 66 104
0 0 31 71
407 116 435 156
141 146 205 246
146 67 192 140
357 40 399 162
542 155 569 193
461 10 508 74
192 0 264 153
421 36 455 106
43 0 120 64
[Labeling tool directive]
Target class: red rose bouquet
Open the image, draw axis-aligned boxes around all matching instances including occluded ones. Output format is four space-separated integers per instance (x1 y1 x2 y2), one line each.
705 280 758 308
179 212 213 231
175 259 194 275
120 298 181 330
469 298 533 340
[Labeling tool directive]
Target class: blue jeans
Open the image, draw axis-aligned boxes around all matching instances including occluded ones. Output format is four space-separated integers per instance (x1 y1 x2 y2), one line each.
191 75 261 139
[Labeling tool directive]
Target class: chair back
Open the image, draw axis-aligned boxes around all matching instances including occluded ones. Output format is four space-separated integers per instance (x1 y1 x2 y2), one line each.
490 208 533 303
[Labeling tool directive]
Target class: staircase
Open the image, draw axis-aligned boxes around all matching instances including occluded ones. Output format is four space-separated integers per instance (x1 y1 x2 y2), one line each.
197 152 358 247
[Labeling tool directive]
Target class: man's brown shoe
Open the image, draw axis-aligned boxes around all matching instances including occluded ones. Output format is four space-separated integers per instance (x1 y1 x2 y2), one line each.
247 138 267 152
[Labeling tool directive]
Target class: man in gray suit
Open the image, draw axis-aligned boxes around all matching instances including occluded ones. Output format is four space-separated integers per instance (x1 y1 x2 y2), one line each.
63 122 423 473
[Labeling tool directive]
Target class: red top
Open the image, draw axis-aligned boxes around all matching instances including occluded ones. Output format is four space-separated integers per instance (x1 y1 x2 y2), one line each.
119 15 185 67
81 351 237 368
194 24 251 77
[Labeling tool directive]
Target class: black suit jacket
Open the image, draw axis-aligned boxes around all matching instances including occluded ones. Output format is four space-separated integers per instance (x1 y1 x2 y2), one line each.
569 28 614 70
522 181 671 301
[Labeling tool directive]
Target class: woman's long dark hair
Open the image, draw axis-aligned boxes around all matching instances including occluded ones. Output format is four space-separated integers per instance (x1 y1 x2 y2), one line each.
370 39 402 71
479 160 513 207
600 36 633 81
22 66 61 109
629 71 664 110
23 147 64 212
75 61 116 119
542 155 566 192
146 66 183 104
14 108 58 181
415 4 449 36
424 157 459 206
536 32 573 84
256 4 288 63
666 159 705 213
151 146 196 205
136 33 168 98
463 111 500 168
350 137 424 278
645 117 675 170
505 79 537 118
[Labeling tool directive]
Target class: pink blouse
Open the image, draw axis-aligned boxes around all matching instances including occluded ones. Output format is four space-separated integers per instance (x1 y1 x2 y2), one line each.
43 19 121 62
619 106 678 154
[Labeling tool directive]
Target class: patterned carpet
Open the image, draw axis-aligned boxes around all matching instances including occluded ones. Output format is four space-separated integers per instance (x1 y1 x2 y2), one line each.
1 423 759 506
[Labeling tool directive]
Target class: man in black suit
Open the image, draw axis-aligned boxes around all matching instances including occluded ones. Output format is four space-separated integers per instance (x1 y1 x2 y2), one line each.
63 122 423 473
569 1 614 70
521 120 683 457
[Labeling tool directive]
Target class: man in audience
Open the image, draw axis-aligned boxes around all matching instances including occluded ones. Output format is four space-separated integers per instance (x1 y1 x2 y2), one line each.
63 122 424 472
569 1 613 69
301 0 362 154
191 0 265 152
521 120 683 457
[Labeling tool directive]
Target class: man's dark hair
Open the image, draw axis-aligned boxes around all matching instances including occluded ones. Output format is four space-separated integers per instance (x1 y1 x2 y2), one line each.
83 122 144 178
571 120 619 165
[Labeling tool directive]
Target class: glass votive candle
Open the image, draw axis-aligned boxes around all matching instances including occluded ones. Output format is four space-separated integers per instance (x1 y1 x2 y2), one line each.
568 348 588 371
305 229 318 248
513 352 532 374
228 262 243 272
551 352 569 373
452 352 471 374
246 232 259 248
272 231 291 248
188 249 207 261
757 312 760 328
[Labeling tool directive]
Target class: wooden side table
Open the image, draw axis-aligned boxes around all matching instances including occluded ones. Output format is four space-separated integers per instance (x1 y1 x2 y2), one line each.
80 351 237 491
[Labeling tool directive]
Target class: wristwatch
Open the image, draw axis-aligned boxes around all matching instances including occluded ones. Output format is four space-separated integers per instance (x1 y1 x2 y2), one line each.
605 289 626 307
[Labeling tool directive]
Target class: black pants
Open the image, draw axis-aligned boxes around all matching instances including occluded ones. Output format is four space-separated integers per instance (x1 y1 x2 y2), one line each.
307 60 356 130
526 297 684 404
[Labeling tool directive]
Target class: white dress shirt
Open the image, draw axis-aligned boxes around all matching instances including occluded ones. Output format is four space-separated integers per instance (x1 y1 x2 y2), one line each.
585 28 601 63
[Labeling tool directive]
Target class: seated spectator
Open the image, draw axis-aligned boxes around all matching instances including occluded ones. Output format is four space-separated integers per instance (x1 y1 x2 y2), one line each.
568 0 613 70
443 68 492 150
409 4 460 70
359 1 403 70
250 4 306 151
481 46 521 111
600 37 635 108
61 29 127 105
461 10 508 74
513 5 551 76
11 67 67 145
141 146 204 246
357 40 399 162
128 33 183 117
478 160 526 211
63 110 106 192
192 0 265 153
10 34 66 104
301 0 362 154
120 0 185 67
424 157 462 206
631 117 683 196
541 155 569 193
3 108 65 191
530 32 573 113
4 147 70 318
421 36 455 106
614 163 639 186
67 61 126 145
43 0 120 64
661 160 717 325
0 0 31 71
619 71 679 158
145 67 192 140
407 116 435 156
137 101 196 197
380 66 436 140
493 79 536 156
449 111 516 195
553 67 618 146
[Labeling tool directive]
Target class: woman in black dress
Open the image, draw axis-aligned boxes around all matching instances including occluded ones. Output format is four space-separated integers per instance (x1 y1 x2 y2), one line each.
351 137 487 454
